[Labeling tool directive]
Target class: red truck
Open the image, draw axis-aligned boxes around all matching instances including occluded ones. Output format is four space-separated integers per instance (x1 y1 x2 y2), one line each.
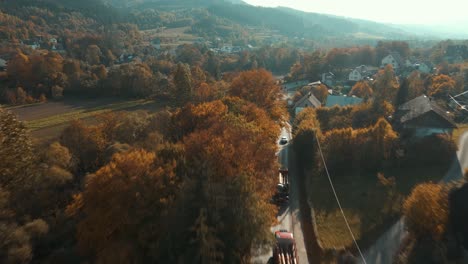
272 230 298 264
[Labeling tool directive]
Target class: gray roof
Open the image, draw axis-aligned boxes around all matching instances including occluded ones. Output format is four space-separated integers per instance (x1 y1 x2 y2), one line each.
283 80 309 90
293 92 321 109
397 95 456 128
325 95 363 107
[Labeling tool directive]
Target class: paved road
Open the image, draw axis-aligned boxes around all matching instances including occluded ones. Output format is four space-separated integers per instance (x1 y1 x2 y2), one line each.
359 132 468 264
253 125 309 264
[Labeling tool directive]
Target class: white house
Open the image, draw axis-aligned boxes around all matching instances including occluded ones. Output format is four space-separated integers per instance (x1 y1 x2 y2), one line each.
381 52 402 70
349 69 363 81
348 65 369 82
49 38 57 44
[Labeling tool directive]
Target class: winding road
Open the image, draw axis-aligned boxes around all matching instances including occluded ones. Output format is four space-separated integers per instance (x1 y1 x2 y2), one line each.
359 132 468 264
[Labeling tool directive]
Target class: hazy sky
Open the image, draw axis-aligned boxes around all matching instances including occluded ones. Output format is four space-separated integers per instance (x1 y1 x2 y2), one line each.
243 0 468 25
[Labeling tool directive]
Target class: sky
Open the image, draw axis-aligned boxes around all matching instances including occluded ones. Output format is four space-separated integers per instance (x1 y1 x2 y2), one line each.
242 0 468 25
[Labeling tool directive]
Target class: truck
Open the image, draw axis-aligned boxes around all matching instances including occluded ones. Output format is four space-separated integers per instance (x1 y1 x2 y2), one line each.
272 230 298 264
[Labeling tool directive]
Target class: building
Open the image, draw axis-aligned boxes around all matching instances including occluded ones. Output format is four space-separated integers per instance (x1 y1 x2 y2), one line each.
282 80 309 91
22 40 40 50
348 65 369 82
293 92 321 115
321 72 335 86
413 62 432 74
151 38 161 50
394 95 457 138
381 52 402 70
325 95 363 107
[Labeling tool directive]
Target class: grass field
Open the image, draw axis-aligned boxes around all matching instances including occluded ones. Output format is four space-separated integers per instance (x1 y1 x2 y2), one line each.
23 100 153 130
6 98 168 142
308 165 449 250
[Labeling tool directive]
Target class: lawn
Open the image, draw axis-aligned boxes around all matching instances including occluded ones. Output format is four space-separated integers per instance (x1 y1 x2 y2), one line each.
308 165 449 250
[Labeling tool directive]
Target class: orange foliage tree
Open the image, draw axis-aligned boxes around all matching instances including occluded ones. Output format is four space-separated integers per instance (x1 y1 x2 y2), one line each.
350 81 373 99
427 74 456 98
229 69 286 121
312 84 329 103
67 149 179 263
403 183 449 240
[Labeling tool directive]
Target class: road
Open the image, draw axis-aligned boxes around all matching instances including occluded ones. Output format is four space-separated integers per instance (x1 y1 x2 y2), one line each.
253 125 309 264
359 132 468 264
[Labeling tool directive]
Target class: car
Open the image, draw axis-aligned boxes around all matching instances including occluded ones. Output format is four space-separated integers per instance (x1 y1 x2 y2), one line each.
279 136 288 145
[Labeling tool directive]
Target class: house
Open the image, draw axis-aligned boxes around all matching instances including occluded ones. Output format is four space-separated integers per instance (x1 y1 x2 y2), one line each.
348 65 369 82
293 92 321 115
51 43 66 54
0 58 7 71
381 52 403 70
325 95 363 107
413 62 432 74
22 40 40 50
117 54 137 64
321 72 335 86
394 95 457 138
282 80 309 91
49 38 58 44
151 38 161 50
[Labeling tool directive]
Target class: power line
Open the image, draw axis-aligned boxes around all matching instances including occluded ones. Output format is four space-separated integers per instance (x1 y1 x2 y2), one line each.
314 132 367 264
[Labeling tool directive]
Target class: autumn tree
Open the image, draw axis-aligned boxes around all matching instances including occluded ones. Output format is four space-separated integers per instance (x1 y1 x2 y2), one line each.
403 183 449 240
60 120 107 172
350 81 373 100
67 149 179 263
0 109 36 192
396 71 425 105
85 44 102 65
427 74 456 98
0 109 50 263
229 69 286 121
173 62 193 105
311 84 329 103
181 104 277 262
373 64 399 104
293 108 322 170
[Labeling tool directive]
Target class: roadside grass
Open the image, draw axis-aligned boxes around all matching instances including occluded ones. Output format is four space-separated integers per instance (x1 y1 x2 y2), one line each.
308 165 448 250
25 99 154 131
453 123 468 146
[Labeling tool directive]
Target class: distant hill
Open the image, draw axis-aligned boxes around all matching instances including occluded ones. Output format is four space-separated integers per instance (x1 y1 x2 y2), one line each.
97 0 416 39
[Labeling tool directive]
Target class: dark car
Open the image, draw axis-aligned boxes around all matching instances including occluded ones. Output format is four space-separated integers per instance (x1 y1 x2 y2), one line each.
279 136 288 145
